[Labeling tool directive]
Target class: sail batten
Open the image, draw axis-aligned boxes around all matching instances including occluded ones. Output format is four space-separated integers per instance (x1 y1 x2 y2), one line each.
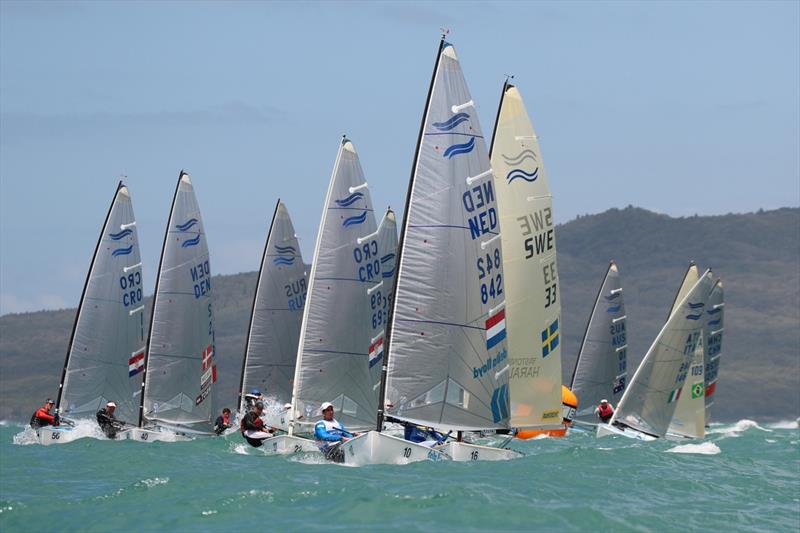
384 40 510 431
57 181 145 424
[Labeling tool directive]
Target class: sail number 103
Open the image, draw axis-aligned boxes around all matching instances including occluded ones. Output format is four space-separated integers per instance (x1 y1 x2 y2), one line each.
477 249 503 304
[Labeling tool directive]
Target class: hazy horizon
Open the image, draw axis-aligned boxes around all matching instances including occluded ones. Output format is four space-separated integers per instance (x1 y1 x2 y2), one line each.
2 1 798 314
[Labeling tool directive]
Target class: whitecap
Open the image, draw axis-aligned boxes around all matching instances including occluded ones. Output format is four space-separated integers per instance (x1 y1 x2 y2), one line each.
706 419 771 437
201 510 218 516
767 419 799 430
666 442 721 455
136 477 169 488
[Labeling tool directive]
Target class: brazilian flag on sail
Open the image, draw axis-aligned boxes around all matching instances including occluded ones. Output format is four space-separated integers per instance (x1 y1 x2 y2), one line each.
691 381 705 399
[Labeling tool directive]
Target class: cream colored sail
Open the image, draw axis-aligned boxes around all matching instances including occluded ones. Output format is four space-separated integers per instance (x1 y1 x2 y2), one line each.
489 82 562 429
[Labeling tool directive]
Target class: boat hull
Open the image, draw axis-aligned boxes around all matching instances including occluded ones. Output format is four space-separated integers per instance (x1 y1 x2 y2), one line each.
441 441 521 461
261 435 321 455
125 428 192 443
596 423 657 441
339 431 449 466
35 426 81 446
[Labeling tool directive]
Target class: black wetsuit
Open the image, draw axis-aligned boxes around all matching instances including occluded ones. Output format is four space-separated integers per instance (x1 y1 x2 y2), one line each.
240 411 271 448
214 415 230 436
96 408 124 439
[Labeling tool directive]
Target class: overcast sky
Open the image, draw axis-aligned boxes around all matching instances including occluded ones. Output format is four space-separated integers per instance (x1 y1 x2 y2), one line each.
1 0 798 314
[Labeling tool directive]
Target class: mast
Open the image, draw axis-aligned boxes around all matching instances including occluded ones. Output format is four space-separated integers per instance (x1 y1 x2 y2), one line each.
237 199 282 412
667 260 697 321
56 180 124 412
569 261 615 388
488 78 511 159
137 171 185 428
376 37 446 432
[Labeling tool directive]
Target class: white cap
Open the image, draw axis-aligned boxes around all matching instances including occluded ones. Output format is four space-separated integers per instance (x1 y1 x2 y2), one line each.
600 399 608 404
107 401 117 407
320 402 334 413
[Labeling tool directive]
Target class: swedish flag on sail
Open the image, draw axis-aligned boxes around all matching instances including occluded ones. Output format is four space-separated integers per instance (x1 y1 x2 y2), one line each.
541 319 559 357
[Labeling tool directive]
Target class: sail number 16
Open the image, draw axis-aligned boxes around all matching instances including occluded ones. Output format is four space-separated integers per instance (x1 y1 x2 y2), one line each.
477 249 503 304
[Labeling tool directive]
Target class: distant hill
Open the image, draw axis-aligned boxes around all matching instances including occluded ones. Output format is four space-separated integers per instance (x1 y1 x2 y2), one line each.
1 207 798 423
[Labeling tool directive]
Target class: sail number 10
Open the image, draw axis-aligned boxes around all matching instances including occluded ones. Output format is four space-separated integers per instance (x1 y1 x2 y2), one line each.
477 249 503 304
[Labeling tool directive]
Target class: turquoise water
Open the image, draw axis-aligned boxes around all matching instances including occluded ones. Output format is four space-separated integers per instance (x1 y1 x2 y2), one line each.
1 420 798 532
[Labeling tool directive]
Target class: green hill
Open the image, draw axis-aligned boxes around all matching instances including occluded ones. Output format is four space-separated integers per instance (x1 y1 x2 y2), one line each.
1 207 798 423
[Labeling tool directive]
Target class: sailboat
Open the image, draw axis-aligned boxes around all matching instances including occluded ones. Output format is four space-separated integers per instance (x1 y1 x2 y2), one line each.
597 268 715 440
235 200 312 451
129 171 216 442
38 181 145 445
570 261 628 428
703 279 724 422
342 39 519 464
489 80 571 439
667 262 707 439
278 137 387 454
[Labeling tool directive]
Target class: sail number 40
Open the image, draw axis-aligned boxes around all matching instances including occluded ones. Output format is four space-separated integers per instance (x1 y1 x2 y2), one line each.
477 249 503 304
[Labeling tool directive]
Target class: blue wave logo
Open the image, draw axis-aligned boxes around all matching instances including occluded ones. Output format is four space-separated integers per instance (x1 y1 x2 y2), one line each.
506 167 539 184
380 253 395 264
502 150 537 166
606 304 622 313
686 314 703 320
273 257 295 266
708 318 721 326
335 192 364 207
432 112 470 131
109 229 132 240
382 268 395 279
112 245 133 257
274 245 296 254
175 218 199 232
604 292 621 301
182 235 201 248
707 308 722 315
687 302 705 309
443 137 475 159
343 211 368 227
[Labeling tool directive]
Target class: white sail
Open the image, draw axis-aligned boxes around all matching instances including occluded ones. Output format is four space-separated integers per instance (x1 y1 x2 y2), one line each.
291 138 381 433
667 263 706 438
609 269 714 438
703 279 724 420
369 208 398 396
489 82 563 429
570 262 628 423
139 171 217 434
238 201 308 411
384 40 510 431
56 181 145 425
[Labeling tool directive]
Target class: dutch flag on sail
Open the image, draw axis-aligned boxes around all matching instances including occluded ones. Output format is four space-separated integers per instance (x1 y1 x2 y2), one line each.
485 309 507 349
128 351 145 377
369 337 384 368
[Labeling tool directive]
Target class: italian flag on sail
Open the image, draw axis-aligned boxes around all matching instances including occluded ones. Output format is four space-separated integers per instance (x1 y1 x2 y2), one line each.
667 387 682 403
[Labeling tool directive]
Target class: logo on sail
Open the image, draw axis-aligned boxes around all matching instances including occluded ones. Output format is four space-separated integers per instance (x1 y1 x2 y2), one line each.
182 235 201 248
196 344 216 406
707 318 721 326
443 137 475 159
112 245 133 257
604 292 621 301
342 211 368 227
432 112 470 131
606 304 622 313
368 337 383 368
273 244 296 265
109 228 133 240
613 374 626 394
335 191 365 207
502 150 539 184
175 218 199 232
380 253 395 278
490 384 509 423
128 351 145 377
691 382 705 399
541 319 559 357
485 309 507 349
667 386 682 403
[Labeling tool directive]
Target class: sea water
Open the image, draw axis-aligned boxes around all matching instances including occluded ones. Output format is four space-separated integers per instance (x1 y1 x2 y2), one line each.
1 420 797 531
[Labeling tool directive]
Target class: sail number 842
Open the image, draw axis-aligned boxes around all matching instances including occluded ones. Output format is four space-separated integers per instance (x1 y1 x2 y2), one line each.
477 249 503 304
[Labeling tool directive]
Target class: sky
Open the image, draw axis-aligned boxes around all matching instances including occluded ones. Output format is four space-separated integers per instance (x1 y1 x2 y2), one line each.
1 0 798 314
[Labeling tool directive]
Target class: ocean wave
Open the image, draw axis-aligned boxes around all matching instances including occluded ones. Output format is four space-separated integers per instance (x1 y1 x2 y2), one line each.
767 420 799 429
707 419 773 437
666 442 721 455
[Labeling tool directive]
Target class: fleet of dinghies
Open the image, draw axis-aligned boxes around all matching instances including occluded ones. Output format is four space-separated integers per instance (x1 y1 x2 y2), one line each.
30 36 725 460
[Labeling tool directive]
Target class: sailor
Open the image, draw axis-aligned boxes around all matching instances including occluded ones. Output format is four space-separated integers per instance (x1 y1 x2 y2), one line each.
314 402 355 463
403 423 447 448
240 401 276 447
96 401 126 438
214 408 231 435
243 388 264 411
595 399 615 423
30 399 59 429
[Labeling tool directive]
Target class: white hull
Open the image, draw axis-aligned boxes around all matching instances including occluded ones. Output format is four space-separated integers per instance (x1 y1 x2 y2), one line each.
261 435 320 455
596 423 657 441
441 441 521 461
125 428 192 443
35 427 81 446
339 431 449 466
